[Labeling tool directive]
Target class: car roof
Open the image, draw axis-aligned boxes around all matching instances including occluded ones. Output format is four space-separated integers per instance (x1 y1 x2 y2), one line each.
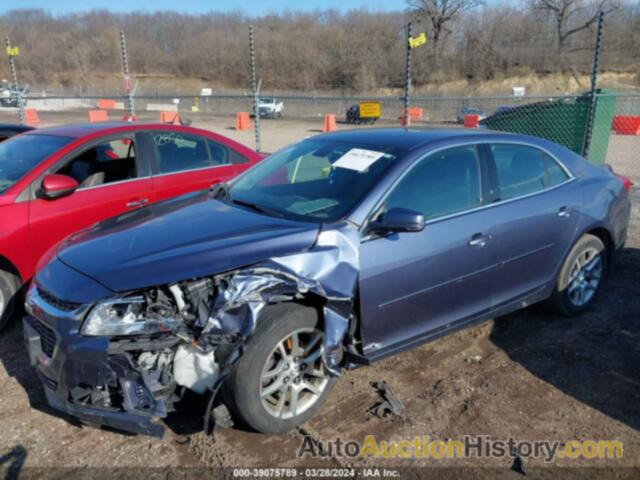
24 122 188 139
316 128 517 150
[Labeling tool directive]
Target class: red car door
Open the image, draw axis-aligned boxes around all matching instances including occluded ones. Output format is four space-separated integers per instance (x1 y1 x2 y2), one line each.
146 130 242 201
28 132 153 265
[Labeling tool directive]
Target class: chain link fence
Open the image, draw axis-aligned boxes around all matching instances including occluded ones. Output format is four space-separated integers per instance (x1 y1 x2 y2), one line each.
0 90 638 179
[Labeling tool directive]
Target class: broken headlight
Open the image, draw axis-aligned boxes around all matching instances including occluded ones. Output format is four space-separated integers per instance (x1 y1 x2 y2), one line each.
82 295 181 337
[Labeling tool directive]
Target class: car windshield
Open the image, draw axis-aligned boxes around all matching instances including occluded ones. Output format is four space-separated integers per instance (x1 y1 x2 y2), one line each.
0 134 72 194
229 139 404 222
259 98 274 104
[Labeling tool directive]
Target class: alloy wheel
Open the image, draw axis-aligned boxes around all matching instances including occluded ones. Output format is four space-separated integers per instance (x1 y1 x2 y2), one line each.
260 328 328 420
567 247 603 307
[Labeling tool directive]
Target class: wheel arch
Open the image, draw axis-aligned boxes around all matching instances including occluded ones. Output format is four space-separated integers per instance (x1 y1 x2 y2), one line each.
279 294 360 356
584 226 614 266
0 255 24 285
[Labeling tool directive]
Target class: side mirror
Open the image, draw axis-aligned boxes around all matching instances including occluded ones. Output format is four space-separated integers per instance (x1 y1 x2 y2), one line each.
369 207 425 234
38 174 79 200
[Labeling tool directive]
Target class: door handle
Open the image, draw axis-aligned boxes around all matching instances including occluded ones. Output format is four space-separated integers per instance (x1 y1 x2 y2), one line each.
126 198 149 208
557 206 571 218
468 233 490 248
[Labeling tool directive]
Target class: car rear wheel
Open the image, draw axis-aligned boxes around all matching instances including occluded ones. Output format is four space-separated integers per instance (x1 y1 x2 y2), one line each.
549 234 606 316
223 303 337 433
0 269 20 331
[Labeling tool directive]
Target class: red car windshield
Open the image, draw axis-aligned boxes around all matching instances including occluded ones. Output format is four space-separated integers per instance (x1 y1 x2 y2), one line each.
0 134 72 194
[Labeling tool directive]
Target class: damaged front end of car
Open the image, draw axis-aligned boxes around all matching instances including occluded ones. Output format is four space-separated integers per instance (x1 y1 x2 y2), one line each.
24 225 362 437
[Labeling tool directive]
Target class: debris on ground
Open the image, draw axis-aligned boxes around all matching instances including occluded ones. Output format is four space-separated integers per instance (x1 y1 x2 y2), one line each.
368 381 403 419
511 449 528 476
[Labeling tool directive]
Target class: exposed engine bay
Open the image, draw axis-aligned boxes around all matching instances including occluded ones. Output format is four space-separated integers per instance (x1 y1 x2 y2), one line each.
65 226 361 435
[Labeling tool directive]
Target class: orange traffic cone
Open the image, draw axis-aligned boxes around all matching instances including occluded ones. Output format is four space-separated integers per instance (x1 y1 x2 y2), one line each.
235 112 252 130
323 114 337 133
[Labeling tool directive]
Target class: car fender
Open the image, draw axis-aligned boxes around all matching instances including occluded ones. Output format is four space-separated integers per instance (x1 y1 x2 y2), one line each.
579 173 630 249
0 201 32 281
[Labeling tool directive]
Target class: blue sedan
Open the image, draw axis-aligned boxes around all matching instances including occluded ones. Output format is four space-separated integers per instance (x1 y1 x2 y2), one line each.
24 129 631 436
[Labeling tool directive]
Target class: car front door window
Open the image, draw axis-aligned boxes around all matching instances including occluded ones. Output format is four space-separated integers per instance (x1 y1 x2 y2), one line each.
383 145 482 220
57 137 138 189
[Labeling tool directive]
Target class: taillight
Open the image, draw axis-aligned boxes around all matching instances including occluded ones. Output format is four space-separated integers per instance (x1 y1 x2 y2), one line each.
618 175 632 193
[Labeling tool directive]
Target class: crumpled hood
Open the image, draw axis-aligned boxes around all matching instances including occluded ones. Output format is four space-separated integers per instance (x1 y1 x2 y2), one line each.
56 192 320 293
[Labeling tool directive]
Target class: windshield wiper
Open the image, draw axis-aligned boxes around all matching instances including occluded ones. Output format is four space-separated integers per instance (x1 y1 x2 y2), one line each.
209 183 275 216
230 197 285 218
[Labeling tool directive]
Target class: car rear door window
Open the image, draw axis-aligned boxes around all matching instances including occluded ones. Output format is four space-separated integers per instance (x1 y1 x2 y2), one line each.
207 139 231 166
153 132 225 174
490 144 569 201
544 153 570 187
385 145 482 220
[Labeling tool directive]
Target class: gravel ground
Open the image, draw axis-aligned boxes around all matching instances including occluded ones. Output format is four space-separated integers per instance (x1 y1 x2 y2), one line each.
0 111 638 478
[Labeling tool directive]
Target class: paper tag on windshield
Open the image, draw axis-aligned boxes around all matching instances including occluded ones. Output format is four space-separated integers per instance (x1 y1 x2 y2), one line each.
333 148 385 172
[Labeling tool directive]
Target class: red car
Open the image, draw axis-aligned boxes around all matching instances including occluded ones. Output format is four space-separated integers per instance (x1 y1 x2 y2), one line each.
0 122 262 329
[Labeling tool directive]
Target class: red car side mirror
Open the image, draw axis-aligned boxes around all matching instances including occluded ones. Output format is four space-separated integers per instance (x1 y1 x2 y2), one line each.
39 174 79 200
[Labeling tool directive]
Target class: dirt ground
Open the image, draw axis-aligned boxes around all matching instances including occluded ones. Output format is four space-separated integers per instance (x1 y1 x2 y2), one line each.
0 110 638 478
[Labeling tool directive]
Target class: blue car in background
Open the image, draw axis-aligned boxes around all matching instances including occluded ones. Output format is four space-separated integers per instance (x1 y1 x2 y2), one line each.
24 128 631 437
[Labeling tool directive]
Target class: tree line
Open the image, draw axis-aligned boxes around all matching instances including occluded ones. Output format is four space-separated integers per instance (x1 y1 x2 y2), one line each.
0 1 638 95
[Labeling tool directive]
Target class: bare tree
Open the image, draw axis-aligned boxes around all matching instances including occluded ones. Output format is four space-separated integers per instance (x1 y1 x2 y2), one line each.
406 0 483 54
529 0 619 49
0 6 638 94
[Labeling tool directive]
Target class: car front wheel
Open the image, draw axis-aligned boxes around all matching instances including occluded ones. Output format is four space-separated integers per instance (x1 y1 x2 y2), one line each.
550 233 607 316
223 303 337 433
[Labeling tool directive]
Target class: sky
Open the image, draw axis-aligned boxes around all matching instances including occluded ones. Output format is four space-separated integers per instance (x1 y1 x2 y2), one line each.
0 0 403 16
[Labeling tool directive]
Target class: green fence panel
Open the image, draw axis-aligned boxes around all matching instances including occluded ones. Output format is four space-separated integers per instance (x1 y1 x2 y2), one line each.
589 92 617 164
480 91 616 164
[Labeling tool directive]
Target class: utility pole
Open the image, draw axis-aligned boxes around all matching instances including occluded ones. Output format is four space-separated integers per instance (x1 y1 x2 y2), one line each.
120 30 135 119
4 37 25 125
249 25 261 152
581 11 605 159
403 22 413 128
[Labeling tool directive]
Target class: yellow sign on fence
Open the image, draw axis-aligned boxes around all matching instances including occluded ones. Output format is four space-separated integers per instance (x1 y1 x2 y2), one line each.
409 32 427 49
6 46 19 57
359 102 381 118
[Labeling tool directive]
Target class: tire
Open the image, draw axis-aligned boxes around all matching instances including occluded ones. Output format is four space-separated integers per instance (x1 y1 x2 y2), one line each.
549 234 607 316
223 303 338 433
0 269 20 331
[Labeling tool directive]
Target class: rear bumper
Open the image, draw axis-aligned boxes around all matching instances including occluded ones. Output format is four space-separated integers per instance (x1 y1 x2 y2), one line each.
23 314 167 437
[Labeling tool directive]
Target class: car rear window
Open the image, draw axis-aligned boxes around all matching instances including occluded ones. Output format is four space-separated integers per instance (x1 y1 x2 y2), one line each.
0 134 72 194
